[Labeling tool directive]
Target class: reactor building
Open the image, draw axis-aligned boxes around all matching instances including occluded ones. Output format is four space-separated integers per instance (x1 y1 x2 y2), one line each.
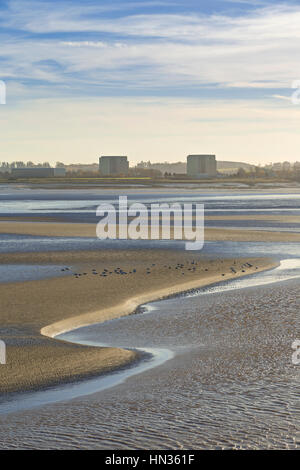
186 154 217 178
99 156 129 176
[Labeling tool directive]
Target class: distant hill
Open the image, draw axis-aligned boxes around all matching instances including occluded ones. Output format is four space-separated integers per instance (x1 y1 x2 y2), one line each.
135 160 254 176
150 162 187 174
217 161 254 170
217 161 255 174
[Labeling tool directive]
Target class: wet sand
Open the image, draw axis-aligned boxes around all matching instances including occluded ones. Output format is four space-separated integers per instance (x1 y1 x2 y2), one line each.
0 188 298 449
2 214 300 223
0 249 276 395
205 214 300 223
1 219 300 241
0 273 298 449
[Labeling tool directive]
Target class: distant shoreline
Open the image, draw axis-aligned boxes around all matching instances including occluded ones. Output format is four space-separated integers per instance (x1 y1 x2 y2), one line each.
1 179 300 191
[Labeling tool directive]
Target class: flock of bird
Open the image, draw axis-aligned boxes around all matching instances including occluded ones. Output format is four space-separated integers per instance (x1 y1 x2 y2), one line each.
59 260 258 280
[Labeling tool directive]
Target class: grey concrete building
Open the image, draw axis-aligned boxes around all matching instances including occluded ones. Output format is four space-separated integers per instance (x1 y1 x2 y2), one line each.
186 155 217 178
53 167 66 176
11 167 66 178
99 156 129 175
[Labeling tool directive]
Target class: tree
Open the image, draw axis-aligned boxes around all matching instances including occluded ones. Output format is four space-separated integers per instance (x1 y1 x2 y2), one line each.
237 168 246 178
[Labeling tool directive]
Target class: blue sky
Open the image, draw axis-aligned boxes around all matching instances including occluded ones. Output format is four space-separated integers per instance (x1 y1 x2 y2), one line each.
0 0 300 164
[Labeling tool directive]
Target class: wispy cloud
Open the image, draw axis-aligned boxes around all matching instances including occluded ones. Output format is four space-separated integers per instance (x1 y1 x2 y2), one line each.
0 1 299 164
0 1 298 98
271 94 292 101
3 1 300 41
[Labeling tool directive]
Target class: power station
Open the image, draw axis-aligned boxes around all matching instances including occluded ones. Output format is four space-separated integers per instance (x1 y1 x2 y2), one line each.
186 155 217 178
99 156 129 176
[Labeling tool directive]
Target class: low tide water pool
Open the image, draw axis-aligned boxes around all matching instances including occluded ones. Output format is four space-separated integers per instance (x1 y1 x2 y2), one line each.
0 264 72 283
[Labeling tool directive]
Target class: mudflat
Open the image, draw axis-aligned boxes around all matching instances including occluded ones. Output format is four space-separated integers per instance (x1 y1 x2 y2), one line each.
0 249 277 395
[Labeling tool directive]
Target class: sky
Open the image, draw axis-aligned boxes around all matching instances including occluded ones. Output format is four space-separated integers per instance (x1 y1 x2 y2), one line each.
1 0 300 165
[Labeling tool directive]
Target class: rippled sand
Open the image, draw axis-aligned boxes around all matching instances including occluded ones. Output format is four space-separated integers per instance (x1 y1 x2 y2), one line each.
0 278 299 449
1 249 271 394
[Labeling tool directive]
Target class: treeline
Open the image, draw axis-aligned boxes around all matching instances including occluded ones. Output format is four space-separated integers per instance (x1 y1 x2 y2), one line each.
0 161 65 169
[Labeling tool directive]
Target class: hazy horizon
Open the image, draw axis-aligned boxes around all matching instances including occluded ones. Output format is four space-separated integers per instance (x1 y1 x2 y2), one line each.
1 0 300 166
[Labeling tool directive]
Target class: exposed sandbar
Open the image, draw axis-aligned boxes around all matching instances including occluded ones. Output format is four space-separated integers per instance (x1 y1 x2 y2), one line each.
0 249 277 395
0 219 299 242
